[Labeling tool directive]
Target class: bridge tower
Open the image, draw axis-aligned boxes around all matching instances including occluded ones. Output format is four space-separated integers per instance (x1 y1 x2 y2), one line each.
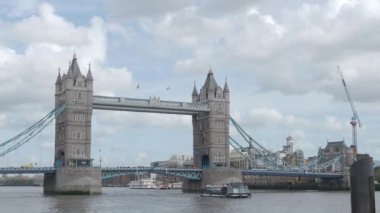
192 69 230 168
44 55 101 194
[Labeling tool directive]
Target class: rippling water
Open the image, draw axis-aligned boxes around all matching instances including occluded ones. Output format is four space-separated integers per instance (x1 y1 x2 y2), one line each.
0 186 379 213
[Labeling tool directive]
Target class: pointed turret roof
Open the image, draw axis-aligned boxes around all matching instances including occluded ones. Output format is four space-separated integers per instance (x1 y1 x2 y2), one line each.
70 54 82 78
223 78 229 93
55 69 61 84
203 68 218 91
86 62 93 81
66 60 74 78
192 81 198 96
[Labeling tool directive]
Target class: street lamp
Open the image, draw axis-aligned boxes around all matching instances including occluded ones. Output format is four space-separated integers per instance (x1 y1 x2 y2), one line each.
99 149 102 168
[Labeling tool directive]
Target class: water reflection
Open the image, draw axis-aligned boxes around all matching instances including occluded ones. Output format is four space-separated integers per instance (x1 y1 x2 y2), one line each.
1 187 379 213
49 194 100 213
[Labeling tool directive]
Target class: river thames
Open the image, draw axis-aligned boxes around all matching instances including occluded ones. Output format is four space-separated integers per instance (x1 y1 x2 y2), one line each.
0 186 379 213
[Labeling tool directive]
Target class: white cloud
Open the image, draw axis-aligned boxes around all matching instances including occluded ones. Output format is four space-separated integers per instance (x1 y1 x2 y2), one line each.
0 0 41 18
10 3 87 45
107 0 193 19
94 66 135 96
324 115 344 131
249 108 283 126
120 0 380 103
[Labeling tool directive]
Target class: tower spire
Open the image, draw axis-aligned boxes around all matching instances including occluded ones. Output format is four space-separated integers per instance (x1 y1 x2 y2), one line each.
223 77 229 93
86 62 93 81
192 81 198 96
55 67 62 84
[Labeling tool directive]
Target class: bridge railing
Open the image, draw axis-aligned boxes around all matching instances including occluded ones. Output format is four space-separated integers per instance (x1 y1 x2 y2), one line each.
101 167 202 180
242 168 343 178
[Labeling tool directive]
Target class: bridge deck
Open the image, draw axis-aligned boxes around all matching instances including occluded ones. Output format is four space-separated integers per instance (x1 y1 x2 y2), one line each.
92 95 209 115
0 167 343 179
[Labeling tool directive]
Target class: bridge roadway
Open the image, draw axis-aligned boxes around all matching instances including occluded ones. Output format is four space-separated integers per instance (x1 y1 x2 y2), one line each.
92 95 209 115
0 167 343 180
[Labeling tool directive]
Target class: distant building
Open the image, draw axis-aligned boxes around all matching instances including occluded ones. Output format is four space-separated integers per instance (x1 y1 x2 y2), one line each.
230 135 305 169
317 140 356 172
151 154 193 168
283 135 298 155
150 154 192 185
230 147 250 169
283 149 304 167
280 135 304 167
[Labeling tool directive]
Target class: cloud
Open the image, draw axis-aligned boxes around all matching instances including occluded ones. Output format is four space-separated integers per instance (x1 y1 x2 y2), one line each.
244 107 312 129
0 0 41 18
324 115 344 131
120 0 380 103
248 108 283 126
10 3 87 45
0 3 136 112
94 66 135 96
106 0 193 19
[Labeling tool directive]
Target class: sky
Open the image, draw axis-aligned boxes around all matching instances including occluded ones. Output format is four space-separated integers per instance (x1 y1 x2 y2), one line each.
0 0 379 167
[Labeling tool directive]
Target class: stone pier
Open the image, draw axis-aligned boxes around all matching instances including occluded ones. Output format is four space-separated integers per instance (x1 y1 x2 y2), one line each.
44 168 101 195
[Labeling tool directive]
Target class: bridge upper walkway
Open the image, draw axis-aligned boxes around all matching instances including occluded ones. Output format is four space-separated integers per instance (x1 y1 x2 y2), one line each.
0 167 343 180
92 95 209 115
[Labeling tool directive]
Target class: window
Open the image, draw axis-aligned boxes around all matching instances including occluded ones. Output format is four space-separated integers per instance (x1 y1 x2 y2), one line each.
73 113 86 122
72 131 85 139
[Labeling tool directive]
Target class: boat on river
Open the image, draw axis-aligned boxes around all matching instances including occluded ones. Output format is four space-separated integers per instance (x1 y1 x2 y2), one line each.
129 178 156 189
201 182 251 198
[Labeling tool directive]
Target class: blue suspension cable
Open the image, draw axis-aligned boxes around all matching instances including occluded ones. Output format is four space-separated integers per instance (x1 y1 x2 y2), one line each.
0 105 65 157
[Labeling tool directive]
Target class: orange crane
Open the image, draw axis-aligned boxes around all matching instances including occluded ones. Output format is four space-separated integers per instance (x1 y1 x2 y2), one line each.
337 65 362 149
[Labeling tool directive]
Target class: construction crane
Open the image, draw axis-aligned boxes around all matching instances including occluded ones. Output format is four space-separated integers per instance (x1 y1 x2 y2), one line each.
337 65 362 148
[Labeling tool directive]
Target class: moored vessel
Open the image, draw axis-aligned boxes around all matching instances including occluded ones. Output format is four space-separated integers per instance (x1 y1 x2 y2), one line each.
129 178 156 189
201 182 251 198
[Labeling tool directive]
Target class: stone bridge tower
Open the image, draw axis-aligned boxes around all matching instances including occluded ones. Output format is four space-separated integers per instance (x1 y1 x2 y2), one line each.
192 69 230 168
54 54 93 168
44 54 101 194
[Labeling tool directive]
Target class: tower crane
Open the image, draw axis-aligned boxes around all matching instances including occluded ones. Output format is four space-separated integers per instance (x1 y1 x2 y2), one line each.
337 65 362 149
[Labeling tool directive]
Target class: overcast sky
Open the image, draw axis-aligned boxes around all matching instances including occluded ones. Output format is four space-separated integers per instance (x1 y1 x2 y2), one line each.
0 0 379 167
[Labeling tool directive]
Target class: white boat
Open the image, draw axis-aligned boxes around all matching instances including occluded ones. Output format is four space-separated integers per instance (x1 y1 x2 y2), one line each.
129 178 156 189
201 182 251 198
157 182 183 189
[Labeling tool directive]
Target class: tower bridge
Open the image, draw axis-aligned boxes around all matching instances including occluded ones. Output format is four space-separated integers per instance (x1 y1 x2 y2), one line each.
0 55 345 194
49 54 231 194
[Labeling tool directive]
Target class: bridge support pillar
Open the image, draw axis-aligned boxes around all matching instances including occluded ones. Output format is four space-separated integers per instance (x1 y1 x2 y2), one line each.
183 167 242 192
43 167 101 195
350 155 375 213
